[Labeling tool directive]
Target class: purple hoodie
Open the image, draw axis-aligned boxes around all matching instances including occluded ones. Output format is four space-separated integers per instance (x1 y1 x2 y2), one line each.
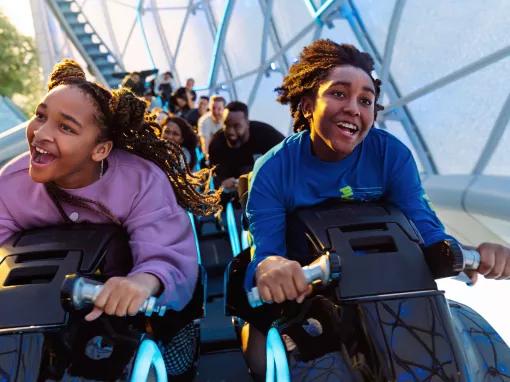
0 149 198 310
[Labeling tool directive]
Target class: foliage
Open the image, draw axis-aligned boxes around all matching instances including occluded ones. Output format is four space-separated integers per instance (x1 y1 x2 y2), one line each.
0 10 44 115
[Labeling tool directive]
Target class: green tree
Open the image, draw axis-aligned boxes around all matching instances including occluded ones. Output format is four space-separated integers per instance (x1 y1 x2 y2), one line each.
0 10 43 115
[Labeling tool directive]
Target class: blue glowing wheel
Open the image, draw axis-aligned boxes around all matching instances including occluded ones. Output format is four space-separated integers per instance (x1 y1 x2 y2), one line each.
129 339 168 382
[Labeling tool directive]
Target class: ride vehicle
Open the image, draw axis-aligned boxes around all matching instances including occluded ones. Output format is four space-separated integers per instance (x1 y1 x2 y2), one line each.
0 224 205 382
225 200 510 381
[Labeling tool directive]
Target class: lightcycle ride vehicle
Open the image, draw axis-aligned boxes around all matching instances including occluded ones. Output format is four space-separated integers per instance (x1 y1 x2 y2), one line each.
225 200 510 381
0 224 205 382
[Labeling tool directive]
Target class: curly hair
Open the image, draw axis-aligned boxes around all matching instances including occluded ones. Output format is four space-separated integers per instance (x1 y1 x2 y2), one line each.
162 116 198 169
45 59 221 220
275 39 384 132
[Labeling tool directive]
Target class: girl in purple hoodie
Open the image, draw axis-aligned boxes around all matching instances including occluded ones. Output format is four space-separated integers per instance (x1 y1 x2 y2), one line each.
0 60 220 366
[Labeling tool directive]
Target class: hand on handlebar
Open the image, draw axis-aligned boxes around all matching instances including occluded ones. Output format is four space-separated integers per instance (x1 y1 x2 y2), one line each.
468 242 510 285
255 256 313 305
85 273 161 321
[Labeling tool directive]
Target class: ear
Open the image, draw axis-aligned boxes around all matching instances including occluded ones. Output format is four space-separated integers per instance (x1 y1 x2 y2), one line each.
301 96 314 120
91 140 113 163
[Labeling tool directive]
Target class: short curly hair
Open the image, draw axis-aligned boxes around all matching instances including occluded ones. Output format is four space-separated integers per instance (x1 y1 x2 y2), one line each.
276 39 384 132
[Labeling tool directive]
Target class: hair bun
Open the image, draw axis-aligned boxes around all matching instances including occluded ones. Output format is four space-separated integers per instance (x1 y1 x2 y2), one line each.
110 88 146 132
48 59 86 90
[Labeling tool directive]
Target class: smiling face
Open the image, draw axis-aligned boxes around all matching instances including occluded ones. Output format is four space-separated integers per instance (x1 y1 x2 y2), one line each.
161 121 184 145
26 85 112 188
302 65 376 161
224 110 249 148
211 99 225 122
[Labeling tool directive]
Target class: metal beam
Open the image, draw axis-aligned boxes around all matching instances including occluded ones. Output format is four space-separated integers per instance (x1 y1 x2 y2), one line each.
380 0 405 95
472 92 510 175
150 0 181 85
215 17 318 90
342 0 437 175
247 0 274 107
120 17 138 60
382 44 510 116
102 1 123 63
199 0 238 99
173 0 194 65
136 0 156 68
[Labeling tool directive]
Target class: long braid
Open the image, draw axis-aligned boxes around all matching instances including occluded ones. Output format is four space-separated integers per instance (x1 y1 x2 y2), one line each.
44 59 221 224
275 40 384 132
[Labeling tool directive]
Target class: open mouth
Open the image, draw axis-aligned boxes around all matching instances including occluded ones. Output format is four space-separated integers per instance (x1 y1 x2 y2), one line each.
336 122 359 136
31 146 57 166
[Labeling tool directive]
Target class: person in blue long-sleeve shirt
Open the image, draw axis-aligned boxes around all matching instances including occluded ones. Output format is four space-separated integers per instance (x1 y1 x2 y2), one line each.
242 39 510 378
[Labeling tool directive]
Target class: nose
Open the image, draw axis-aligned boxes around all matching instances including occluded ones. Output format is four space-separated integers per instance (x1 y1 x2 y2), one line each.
343 97 361 117
32 122 55 143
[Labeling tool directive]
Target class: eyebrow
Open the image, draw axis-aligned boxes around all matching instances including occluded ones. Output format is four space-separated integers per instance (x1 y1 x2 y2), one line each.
38 103 83 128
61 112 83 129
330 81 376 96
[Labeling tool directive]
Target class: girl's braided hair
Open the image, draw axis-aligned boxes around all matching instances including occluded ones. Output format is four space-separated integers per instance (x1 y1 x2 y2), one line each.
275 39 384 132
45 59 221 221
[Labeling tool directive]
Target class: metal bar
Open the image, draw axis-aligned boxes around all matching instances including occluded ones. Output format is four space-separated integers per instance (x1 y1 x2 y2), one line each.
472 92 510 174
343 0 437 174
173 0 194 64
379 0 405 95
102 1 123 65
247 0 274 107
382 44 510 115
121 16 138 59
196 2 237 99
205 0 235 92
136 0 156 68
215 18 317 89
150 0 181 85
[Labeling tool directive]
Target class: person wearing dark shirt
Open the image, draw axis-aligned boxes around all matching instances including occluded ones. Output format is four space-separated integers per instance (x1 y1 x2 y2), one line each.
208 101 285 191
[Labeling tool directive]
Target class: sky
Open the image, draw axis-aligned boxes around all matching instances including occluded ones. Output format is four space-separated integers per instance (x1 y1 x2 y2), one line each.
0 0 34 37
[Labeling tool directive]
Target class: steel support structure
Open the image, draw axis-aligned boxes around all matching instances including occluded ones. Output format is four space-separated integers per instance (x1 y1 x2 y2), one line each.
342 0 437 175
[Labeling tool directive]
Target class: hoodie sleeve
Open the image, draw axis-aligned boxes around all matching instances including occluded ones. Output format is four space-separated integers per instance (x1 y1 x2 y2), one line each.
124 170 198 311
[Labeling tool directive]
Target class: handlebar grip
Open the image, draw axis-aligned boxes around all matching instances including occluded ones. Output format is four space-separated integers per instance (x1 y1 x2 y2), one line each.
61 275 167 317
247 253 341 308
461 248 480 271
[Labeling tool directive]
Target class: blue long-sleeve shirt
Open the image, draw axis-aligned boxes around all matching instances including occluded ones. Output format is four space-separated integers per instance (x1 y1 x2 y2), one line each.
245 128 454 290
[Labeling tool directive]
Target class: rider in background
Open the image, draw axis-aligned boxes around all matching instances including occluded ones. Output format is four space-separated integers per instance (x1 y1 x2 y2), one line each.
242 39 510 378
0 58 220 321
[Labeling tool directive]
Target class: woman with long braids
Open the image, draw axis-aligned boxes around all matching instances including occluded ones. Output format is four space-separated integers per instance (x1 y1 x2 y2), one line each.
161 116 199 169
0 59 221 377
242 39 510 378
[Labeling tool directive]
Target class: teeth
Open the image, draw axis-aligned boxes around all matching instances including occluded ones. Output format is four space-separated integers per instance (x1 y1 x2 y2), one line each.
337 122 359 132
35 147 49 154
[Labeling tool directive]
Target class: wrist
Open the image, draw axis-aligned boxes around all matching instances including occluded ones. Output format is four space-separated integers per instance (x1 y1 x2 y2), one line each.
128 273 162 296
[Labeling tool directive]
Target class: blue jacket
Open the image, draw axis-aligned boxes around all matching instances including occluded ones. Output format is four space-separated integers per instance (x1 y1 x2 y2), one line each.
245 128 454 290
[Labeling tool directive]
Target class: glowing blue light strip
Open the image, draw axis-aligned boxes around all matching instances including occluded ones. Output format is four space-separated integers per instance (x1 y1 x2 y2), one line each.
195 0 234 91
136 0 156 69
266 327 290 382
188 212 202 264
194 147 204 172
130 339 167 382
226 201 241 256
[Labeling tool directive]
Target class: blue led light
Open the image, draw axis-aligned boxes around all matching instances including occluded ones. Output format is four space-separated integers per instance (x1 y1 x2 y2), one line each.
266 327 290 382
130 339 167 382
188 212 202 264
226 201 241 256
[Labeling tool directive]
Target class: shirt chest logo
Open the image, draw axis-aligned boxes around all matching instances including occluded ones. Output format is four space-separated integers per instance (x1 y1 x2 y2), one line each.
339 185 383 201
